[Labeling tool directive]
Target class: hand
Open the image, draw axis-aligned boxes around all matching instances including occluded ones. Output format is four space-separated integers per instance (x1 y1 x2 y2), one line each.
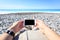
7 20 24 34
35 20 48 32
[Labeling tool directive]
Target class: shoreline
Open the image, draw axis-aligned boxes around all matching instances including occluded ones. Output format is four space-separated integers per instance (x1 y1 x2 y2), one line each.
0 12 60 15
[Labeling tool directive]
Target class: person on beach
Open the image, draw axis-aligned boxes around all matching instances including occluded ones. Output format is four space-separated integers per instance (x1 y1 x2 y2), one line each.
0 20 60 40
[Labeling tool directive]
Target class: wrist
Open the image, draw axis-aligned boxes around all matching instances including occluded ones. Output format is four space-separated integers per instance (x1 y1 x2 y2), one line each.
38 25 49 33
6 30 15 38
7 28 16 34
39 24 48 29
39 26 50 34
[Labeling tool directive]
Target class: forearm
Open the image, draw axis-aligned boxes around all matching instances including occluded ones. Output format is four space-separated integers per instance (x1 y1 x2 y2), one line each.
0 27 17 40
0 33 13 40
0 20 23 40
45 27 60 40
0 27 16 40
39 26 60 40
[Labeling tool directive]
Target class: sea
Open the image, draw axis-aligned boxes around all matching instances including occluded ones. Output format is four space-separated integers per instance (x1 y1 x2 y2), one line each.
0 9 60 14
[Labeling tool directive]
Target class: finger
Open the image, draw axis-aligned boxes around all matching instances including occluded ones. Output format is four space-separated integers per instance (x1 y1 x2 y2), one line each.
10 20 23 28
36 20 40 25
36 20 43 22
18 20 24 26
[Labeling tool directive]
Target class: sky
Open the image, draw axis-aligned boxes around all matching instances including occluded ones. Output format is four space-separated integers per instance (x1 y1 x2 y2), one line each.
0 0 60 9
0 0 60 13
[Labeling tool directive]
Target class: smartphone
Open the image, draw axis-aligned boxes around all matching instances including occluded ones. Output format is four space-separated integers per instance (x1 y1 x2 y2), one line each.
24 19 35 26
24 19 36 30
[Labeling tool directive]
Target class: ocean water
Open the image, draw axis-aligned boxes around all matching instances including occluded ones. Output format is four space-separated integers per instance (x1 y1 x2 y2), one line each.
0 9 60 11
0 9 60 14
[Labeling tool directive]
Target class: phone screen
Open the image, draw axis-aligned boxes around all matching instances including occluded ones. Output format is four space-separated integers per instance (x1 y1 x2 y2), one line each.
25 20 35 25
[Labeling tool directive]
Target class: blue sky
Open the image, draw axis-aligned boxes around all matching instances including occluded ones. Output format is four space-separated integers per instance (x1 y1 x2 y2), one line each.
0 0 60 13
0 0 60 9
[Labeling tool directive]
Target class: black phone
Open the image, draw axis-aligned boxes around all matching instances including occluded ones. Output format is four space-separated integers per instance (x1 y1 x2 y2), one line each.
24 19 35 25
24 19 36 30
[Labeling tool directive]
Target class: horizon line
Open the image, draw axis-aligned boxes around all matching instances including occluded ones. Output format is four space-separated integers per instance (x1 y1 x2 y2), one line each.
0 9 60 11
